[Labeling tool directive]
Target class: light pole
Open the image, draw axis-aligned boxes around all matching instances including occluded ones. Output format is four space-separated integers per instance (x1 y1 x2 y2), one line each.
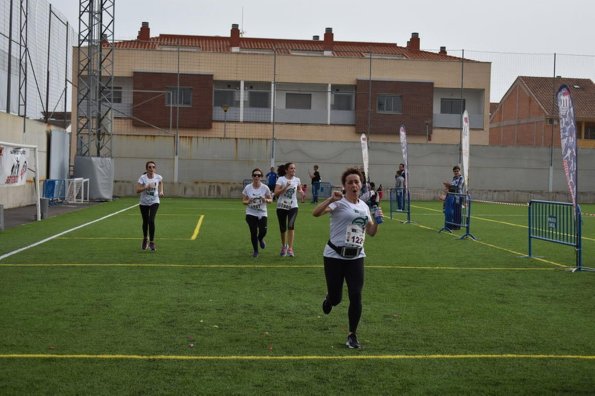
222 104 229 138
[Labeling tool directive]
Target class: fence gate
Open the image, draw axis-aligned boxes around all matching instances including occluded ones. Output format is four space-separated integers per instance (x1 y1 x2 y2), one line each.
528 200 582 271
389 187 411 223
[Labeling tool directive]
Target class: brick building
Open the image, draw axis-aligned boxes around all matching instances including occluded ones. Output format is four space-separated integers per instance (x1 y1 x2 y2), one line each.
489 76 595 148
72 22 492 148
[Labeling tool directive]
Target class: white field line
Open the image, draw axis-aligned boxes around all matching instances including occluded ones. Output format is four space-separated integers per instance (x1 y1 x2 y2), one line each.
0 204 137 262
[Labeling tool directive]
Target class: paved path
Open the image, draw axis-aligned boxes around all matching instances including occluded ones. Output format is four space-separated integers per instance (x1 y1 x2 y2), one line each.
1 202 97 231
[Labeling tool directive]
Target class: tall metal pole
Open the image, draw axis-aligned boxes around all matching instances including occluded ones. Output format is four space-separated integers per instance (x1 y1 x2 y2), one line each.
459 49 465 165
44 4 52 121
548 53 556 192
6 0 14 113
270 48 277 167
174 43 180 183
367 50 372 137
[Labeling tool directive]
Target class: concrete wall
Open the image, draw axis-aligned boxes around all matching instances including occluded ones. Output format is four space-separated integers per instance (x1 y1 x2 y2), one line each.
111 134 595 203
0 113 49 208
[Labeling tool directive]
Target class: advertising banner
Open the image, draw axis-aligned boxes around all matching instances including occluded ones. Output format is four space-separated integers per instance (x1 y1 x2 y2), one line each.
0 144 30 186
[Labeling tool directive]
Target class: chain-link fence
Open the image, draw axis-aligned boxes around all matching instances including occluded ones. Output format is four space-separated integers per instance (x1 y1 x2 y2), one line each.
0 0 75 124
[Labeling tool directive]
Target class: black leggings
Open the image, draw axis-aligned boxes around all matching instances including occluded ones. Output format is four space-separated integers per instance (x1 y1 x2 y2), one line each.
139 203 159 241
323 256 364 334
245 215 268 252
276 207 298 233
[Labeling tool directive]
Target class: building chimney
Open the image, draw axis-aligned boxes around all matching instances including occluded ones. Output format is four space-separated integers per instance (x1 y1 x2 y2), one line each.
137 22 150 41
313 35 320 41
230 23 241 51
439 46 447 55
406 32 420 51
323 27 334 54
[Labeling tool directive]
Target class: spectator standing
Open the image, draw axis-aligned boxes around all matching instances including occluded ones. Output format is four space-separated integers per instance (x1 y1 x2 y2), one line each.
265 167 278 198
308 165 322 203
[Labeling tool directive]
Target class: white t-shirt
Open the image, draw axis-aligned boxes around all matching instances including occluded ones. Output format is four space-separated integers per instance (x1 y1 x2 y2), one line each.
276 176 301 210
138 173 162 206
242 183 271 218
323 197 371 260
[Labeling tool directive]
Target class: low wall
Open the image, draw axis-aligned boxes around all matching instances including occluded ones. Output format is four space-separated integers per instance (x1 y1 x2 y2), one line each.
114 181 595 204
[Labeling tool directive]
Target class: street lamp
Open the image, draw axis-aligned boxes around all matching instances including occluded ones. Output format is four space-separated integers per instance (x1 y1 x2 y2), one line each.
222 104 229 137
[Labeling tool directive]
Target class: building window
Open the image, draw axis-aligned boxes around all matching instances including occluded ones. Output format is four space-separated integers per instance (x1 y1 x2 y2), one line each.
377 95 402 113
585 122 595 140
441 98 465 114
286 93 311 109
102 86 122 103
214 90 238 107
166 87 192 107
248 91 270 108
332 93 353 111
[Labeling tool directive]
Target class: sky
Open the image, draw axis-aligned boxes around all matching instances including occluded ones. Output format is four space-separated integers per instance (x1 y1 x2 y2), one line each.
48 0 595 101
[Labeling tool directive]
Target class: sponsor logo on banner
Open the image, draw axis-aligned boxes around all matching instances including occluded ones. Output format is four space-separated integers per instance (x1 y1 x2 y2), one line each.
462 110 470 191
360 133 369 179
556 85 577 207
0 145 29 186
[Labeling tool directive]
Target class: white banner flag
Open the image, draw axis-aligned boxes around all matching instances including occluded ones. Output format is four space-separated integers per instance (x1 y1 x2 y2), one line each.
461 110 470 191
360 133 369 180
557 85 578 207
399 125 408 189
0 144 30 186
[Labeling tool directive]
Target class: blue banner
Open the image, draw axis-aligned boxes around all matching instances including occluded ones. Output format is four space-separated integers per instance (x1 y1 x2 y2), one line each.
556 85 577 207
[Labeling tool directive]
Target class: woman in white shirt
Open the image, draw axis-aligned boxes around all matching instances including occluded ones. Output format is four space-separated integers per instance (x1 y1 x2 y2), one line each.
135 161 164 251
274 162 304 257
242 168 273 258
312 167 382 349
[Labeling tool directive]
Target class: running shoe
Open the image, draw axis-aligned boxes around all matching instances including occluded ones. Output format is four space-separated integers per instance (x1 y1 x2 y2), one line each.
259 239 266 249
252 251 259 258
346 333 361 349
142 239 148 250
322 296 332 314
280 245 287 257
149 242 156 252
287 248 294 257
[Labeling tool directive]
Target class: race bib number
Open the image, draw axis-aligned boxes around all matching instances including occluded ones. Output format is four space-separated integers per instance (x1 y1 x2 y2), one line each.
249 197 262 209
279 195 292 210
344 225 365 247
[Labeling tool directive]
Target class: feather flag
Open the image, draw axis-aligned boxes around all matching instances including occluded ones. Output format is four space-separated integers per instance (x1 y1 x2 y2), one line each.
556 85 577 207
399 125 408 189
360 133 369 180
461 110 470 191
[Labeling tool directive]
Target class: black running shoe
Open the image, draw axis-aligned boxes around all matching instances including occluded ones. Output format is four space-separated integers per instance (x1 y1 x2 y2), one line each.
346 333 361 349
149 242 156 252
259 239 266 249
142 239 148 250
322 296 332 314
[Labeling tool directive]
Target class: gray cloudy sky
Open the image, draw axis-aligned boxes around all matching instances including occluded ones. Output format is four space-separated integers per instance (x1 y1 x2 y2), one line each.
49 0 595 100
48 0 593 53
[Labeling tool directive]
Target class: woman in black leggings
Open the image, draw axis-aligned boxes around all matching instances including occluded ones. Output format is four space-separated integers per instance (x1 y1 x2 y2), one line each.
135 161 164 251
312 167 382 349
242 168 273 257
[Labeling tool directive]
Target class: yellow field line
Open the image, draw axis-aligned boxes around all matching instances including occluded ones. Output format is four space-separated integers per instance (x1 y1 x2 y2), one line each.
0 353 592 361
0 263 566 270
191 215 205 240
